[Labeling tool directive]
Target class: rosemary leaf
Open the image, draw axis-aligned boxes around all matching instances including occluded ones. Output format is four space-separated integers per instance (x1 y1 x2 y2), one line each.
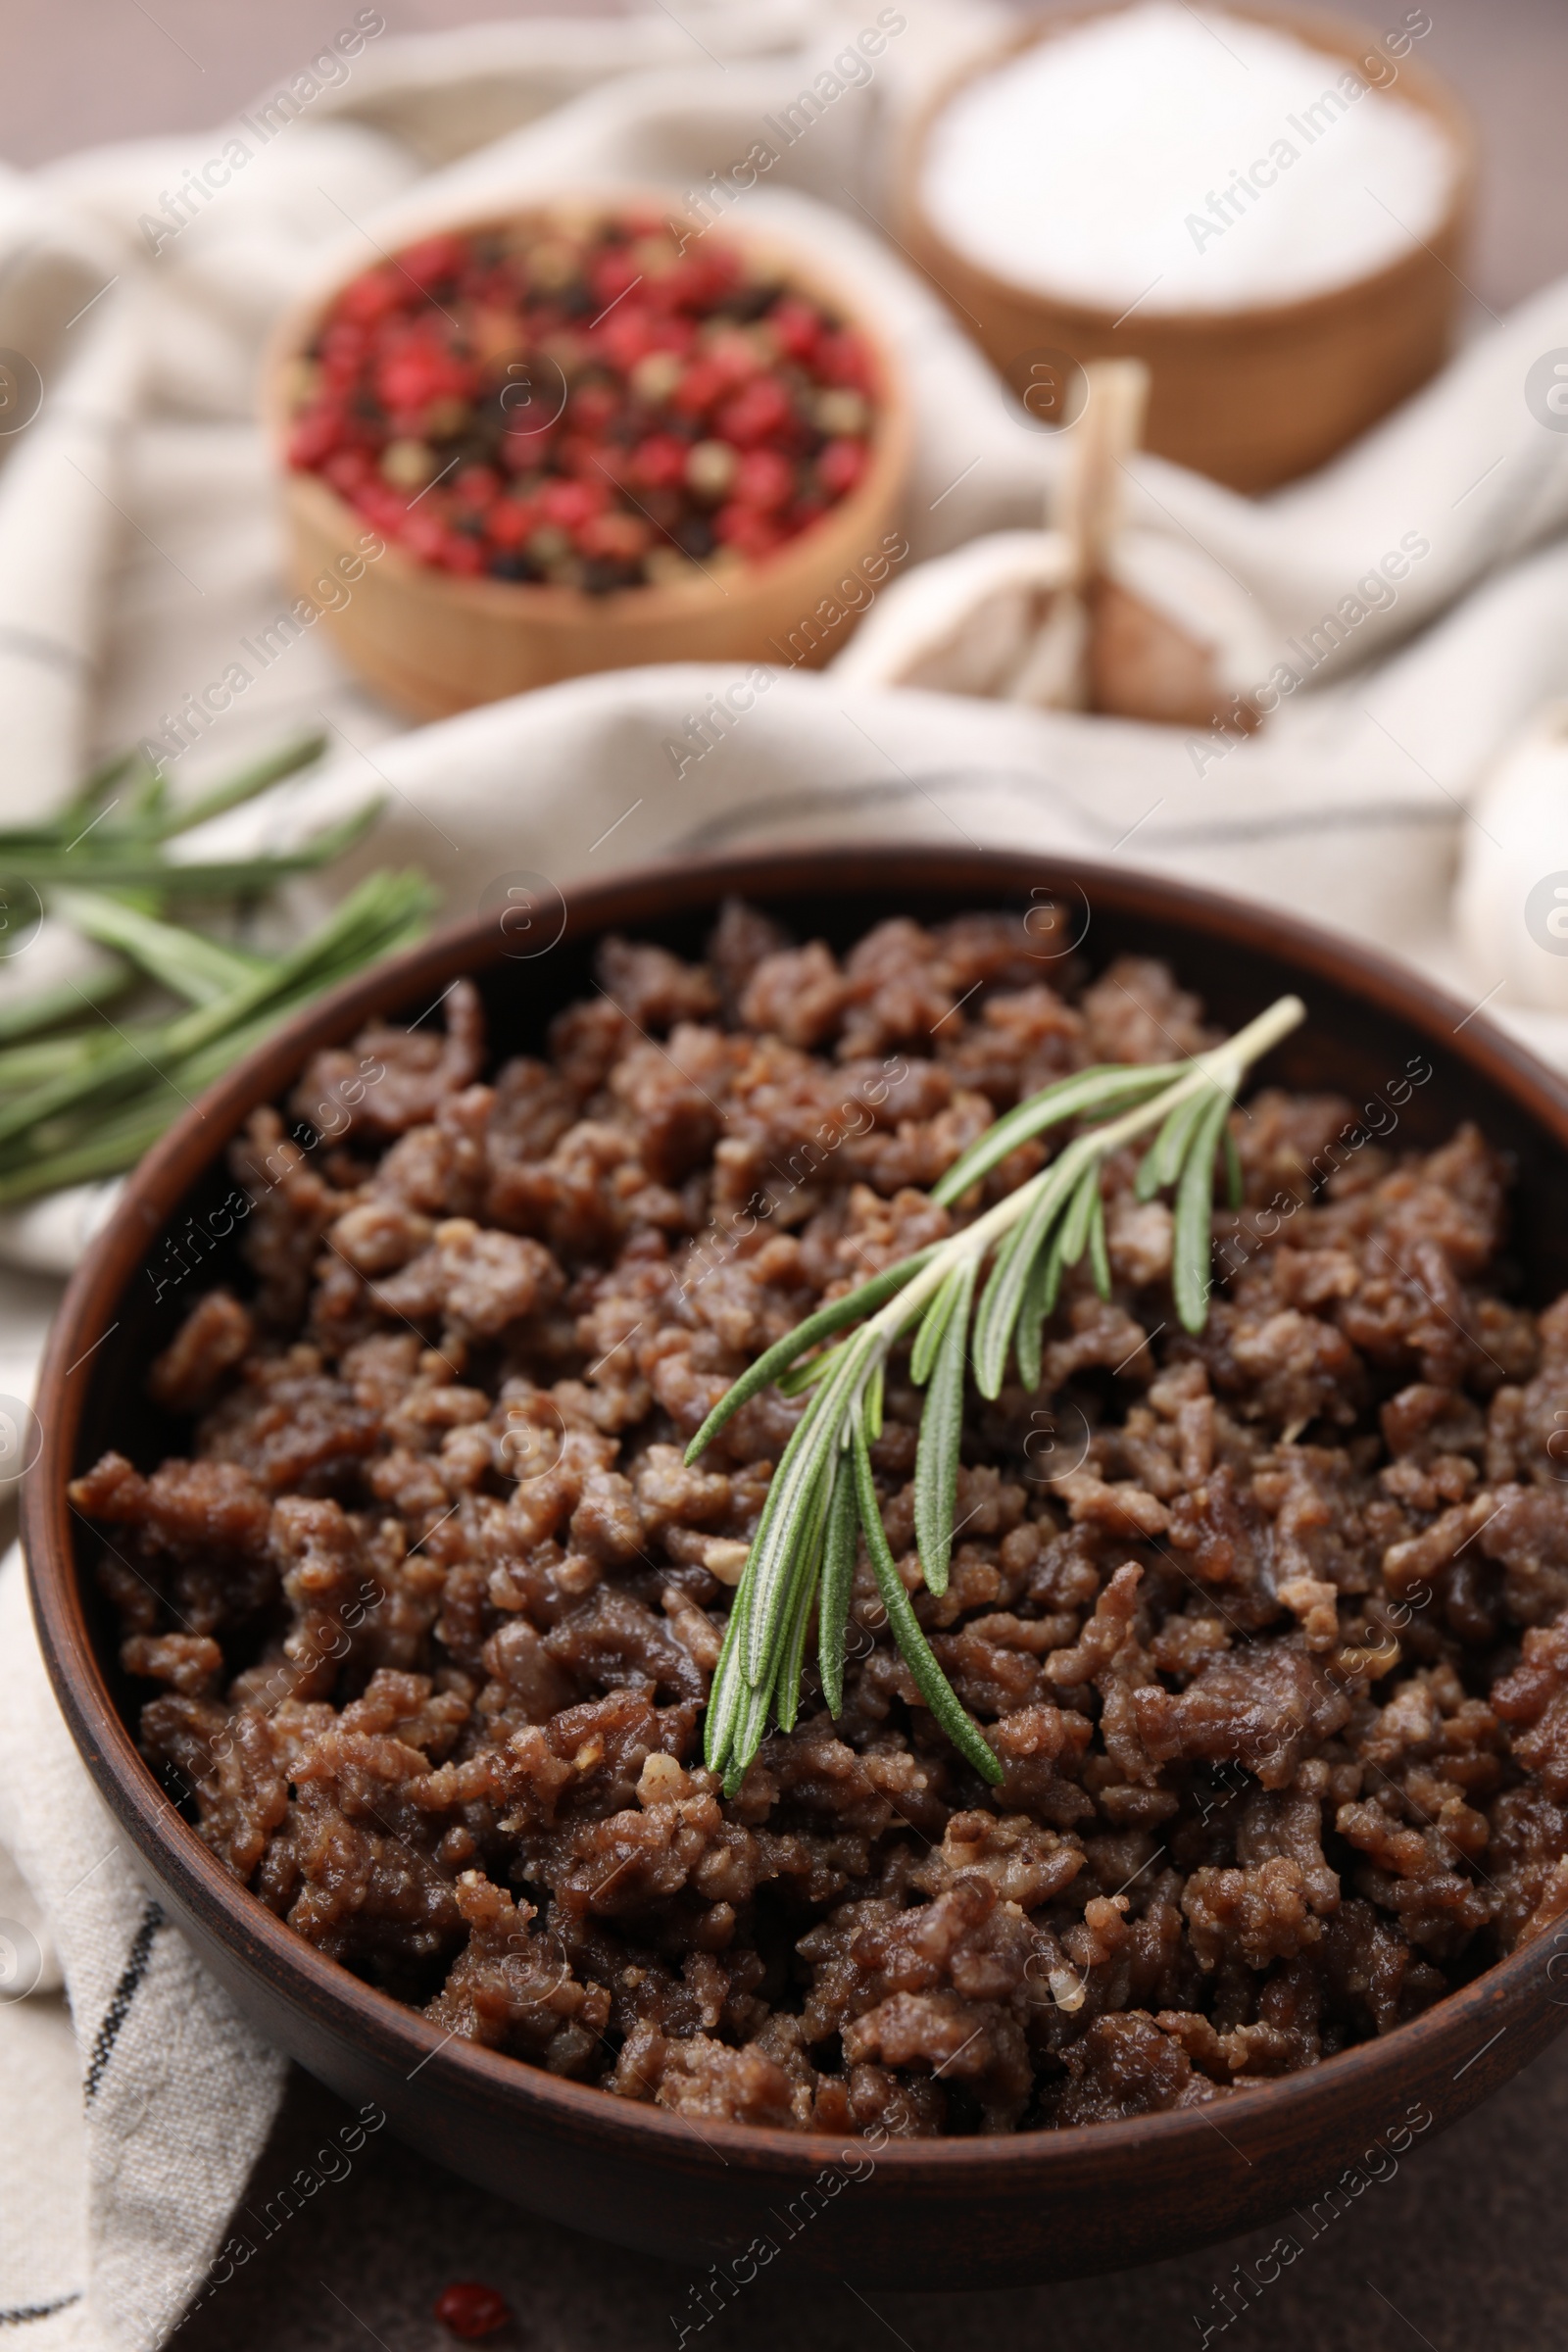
739 1342 864 1687
50 748 137 833
969 1213 1032 1397
53 888 265 1006
817 1452 858 1717
1058 1156 1104 1269
972 1145 1087 1398
909 1258 967 1387
0 807 379 892
684 1247 938 1464
775 1342 846 1397
724 1672 776 1797
863 1357 885 1443
773 1475 830 1737
1135 1084 1213 1201
1223 1123 1245 1209
1013 1228 1059 1393
913 1257 975 1598
1172 1089 1235 1332
852 1422 1002 1786
0 960 135 1046
0 1021 166 1150
703 1602 748 1776
151 732 328 839
1087 1180 1111 1299
932 1060 1176 1206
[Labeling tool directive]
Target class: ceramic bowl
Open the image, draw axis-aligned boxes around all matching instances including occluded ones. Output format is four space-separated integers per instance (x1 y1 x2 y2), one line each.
23 846 1568 2288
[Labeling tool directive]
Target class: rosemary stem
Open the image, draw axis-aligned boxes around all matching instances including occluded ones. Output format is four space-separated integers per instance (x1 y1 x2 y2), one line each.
699 989 1305 1788
866 991 1305 1351
1087 992 1306 1157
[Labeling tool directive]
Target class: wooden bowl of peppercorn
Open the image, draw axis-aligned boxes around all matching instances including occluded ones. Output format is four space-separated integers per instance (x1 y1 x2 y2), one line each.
264 198 912 718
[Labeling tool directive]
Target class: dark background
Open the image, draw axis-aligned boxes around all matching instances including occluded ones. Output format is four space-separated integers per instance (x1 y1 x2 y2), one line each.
9 1 1568 2345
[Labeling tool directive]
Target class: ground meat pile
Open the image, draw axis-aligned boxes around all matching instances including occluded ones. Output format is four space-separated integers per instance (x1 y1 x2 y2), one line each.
74 904 1568 2136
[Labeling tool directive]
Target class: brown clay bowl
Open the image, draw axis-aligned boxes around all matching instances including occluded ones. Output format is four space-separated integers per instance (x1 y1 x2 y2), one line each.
22 845 1568 2290
263 200 912 718
898 3 1477 491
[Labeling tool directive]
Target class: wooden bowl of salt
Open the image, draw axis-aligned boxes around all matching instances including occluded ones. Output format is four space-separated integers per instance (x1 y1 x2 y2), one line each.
899 1 1476 492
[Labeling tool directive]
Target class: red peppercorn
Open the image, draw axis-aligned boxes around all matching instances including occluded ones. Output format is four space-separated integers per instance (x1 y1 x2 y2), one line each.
452 465 501 511
434 2279 513 2339
715 376 791 449
319 318 368 369
732 447 793 512
670 358 728 417
335 268 403 327
555 432 613 483
487 496 538 549
630 433 689 491
705 329 761 390
768 294 822 362
686 245 744 304
568 380 620 434
713 503 784 560
498 419 557 471
322 448 374 496
539 477 607 532
442 531 486 575
816 437 867 498
590 246 641 308
376 342 472 416
399 233 467 293
287 407 347 468
816 328 872 393
400 509 451 564
579 510 651 563
599 308 657 373
352 481 408 534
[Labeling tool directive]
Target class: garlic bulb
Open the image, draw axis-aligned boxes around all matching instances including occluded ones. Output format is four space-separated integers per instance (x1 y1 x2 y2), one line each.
1455 702 1568 1013
833 528 1084 704
834 358 1271 731
1096 530 1277 726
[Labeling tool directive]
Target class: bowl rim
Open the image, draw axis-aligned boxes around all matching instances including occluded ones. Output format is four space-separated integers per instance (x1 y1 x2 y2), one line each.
23 840 1568 2180
262 190 914 625
898 0 1480 337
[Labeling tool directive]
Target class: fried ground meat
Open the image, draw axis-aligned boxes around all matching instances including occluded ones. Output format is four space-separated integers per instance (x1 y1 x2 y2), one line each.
74 901 1568 2134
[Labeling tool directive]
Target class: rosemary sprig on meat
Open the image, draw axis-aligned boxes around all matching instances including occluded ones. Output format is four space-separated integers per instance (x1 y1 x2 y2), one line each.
687 992 1306 1795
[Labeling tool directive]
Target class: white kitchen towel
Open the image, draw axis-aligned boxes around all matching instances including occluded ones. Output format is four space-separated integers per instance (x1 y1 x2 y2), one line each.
0 1548 286 2352
8 5 1568 2343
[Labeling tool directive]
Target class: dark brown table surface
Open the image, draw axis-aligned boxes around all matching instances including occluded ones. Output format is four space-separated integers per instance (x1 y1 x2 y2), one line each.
181 2030 1568 2350
6 0 1566 2340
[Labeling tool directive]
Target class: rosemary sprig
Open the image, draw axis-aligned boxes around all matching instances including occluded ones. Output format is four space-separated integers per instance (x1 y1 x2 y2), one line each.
0 870 433 1204
0 735 423 1208
688 993 1305 1794
0 732 379 892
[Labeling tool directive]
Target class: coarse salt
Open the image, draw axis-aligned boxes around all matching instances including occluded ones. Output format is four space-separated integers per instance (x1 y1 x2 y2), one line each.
919 3 1456 312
